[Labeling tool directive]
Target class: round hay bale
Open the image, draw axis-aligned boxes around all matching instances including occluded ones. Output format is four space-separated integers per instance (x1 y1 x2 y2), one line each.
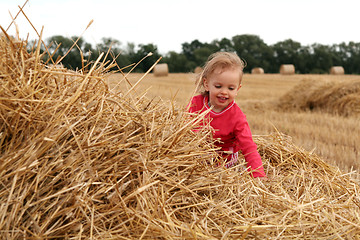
194 66 203 74
280 64 295 75
251 67 264 74
153 63 169 77
330 66 345 75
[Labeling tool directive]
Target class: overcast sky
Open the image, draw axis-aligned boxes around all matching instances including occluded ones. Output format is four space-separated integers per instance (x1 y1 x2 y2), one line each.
1 0 359 54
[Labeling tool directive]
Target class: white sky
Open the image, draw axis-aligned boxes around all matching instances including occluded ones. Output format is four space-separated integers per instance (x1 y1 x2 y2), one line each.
1 0 359 54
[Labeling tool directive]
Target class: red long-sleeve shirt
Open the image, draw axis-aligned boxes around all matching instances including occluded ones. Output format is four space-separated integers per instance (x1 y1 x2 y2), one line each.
188 95 266 178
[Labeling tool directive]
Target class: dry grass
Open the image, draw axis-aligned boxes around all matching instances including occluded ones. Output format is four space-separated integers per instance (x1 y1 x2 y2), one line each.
2 8 360 239
115 73 360 179
277 78 360 116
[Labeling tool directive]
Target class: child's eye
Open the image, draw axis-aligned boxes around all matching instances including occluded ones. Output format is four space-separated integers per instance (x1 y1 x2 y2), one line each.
229 87 235 90
215 85 221 88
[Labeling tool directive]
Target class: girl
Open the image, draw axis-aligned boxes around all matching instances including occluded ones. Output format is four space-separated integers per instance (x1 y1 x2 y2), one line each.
188 52 266 178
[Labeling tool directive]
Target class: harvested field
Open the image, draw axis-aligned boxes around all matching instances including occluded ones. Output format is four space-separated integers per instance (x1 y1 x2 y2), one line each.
1 12 360 239
120 73 360 177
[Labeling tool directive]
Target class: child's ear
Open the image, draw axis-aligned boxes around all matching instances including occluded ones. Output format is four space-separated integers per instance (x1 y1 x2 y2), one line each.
203 78 209 91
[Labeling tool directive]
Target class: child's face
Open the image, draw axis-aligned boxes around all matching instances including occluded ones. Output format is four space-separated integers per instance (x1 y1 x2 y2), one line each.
203 67 242 112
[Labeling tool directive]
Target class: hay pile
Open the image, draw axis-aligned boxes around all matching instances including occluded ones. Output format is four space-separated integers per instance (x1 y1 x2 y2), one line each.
277 79 360 117
1 33 360 239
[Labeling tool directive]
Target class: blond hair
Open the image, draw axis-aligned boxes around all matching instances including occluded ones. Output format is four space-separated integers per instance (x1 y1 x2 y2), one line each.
195 52 246 96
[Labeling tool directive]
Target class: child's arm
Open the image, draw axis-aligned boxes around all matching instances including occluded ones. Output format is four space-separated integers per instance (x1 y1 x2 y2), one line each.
234 119 266 178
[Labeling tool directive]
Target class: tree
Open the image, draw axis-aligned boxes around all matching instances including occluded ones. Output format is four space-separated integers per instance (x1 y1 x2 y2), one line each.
310 44 333 74
232 34 273 73
271 39 302 73
193 47 214 67
40 33 360 74
95 37 121 54
212 38 234 52
181 39 204 63
46 35 86 69
296 45 312 73
90 37 121 70
133 43 161 72
163 51 190 73
347 42 360 74
333 42 360 74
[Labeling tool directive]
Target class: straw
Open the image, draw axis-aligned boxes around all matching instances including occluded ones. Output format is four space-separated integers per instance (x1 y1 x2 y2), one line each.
277 79 360 116
1 12 360 239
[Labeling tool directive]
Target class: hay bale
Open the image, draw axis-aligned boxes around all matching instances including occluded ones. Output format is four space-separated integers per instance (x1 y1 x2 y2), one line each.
153 63 169 77
279 64 295 75
330 66 345 75
194 66 203 74
251 67 264 74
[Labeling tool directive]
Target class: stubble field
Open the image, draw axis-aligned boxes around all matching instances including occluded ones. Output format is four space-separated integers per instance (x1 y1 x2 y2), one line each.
2 6 360 236
108 73 360 180
3 35 360 237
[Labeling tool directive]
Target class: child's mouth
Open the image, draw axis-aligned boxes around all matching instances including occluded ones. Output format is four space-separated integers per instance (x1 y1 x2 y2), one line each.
217 96 227 103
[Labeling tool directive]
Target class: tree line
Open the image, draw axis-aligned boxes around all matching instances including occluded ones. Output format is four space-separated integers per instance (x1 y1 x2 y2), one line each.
36 34 360 74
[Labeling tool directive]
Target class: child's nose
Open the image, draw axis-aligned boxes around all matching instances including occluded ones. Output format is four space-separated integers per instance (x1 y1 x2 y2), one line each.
220 88 228 95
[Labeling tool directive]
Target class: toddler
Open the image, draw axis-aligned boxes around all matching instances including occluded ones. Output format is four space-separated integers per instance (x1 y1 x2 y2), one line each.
188 52 266 178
